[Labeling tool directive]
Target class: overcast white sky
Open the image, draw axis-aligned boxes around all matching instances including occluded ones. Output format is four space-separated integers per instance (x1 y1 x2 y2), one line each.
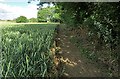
0 0 39 20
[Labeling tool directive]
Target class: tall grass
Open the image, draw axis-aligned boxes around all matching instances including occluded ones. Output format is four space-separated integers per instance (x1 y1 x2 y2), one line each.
1 24 57 77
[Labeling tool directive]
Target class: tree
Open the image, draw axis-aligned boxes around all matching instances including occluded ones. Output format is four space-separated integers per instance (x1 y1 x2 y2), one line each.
29 18 37 22
55 2 94 26
16 16 28 23
37 7 60 22
37 7 52 22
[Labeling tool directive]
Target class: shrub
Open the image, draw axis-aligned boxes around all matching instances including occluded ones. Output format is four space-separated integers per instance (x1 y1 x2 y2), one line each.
16 16 28 23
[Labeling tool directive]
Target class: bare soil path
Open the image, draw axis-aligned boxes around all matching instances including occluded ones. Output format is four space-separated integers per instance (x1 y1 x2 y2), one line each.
57 25 108 77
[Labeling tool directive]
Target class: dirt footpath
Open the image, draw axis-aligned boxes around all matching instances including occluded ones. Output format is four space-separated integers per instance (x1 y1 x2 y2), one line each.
57 25 108 77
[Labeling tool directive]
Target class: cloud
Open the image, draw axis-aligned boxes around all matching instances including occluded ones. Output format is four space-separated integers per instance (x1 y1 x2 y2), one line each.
1 0 28 2
0 0 5 2
0 3 38 20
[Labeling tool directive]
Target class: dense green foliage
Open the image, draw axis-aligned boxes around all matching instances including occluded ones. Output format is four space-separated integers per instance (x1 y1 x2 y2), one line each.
29 18 37 22
83 3 120 50
16 16 28 23
1 24 56 77
56 2 120 49
37 7 60 22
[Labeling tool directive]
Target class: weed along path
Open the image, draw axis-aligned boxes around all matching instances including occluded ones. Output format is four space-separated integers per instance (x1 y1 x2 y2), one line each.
56 25 107 77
